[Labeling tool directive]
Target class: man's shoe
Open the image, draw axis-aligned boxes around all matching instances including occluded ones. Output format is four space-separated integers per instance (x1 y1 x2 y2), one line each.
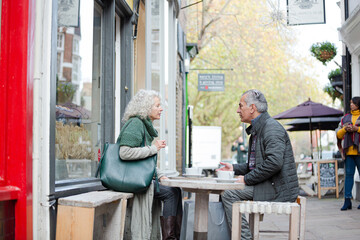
358 204 360 209
340 198 352 211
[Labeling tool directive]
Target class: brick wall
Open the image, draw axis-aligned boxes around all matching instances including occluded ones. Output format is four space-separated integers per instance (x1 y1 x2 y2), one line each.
175 1 187 173
176 55 184 173
0 201 15 239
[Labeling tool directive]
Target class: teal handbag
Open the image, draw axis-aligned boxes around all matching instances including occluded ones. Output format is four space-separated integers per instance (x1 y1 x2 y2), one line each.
96 137 158 193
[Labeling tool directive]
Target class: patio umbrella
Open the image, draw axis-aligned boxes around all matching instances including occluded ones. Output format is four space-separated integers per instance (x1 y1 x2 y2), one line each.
286 117 342 158
273 99 343 158
273 99 343 119
286 117 342 131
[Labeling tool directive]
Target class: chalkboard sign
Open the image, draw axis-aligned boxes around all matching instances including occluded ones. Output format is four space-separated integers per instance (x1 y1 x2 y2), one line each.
316 160 339 199
319 162 336 187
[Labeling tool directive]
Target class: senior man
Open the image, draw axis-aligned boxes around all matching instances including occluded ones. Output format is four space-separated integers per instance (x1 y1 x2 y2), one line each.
218 89 299 239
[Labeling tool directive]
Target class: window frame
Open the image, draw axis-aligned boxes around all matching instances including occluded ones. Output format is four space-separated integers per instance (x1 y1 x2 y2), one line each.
50 0 116 198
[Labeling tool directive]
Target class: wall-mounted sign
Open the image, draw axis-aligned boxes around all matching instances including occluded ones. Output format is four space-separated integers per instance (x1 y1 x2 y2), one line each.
58 0 80 27
198 74 224 92
287 0 326 26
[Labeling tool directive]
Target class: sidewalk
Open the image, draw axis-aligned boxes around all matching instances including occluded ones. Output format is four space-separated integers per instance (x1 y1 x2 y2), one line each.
259 195 360 240
197 193 360 240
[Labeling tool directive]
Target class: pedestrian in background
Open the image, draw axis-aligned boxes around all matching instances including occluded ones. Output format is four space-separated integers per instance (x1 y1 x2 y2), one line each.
119 89 183 239
231 136 247 164
217 89 299 239
337 96 360 211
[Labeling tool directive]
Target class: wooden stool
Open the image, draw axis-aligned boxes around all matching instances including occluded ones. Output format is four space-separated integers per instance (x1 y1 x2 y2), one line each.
56 190 133 240
232 196 306 240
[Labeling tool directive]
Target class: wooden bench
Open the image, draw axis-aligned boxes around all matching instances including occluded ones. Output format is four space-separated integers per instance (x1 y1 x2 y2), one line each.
56 190 133 240
232 196 306 240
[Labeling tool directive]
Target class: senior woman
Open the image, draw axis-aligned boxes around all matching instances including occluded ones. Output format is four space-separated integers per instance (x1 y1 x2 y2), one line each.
337 96 360 211
118 89 182 239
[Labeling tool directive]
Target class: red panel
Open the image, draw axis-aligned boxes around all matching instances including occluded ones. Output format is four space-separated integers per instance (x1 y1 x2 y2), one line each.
0 186 20 201
0 0 9 187
0 0 35 239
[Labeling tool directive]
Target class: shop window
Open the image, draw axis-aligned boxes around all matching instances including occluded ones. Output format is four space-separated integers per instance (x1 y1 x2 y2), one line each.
150 0 160 92
55 1 102 181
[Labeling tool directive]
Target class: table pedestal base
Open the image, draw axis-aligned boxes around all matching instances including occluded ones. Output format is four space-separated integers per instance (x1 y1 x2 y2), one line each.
194 231 207 240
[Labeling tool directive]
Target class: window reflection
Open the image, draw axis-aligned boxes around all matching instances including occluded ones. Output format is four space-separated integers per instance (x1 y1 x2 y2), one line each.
55 1 102 181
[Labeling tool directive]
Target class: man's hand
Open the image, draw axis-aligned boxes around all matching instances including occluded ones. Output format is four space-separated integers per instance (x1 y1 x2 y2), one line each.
216 162 234 172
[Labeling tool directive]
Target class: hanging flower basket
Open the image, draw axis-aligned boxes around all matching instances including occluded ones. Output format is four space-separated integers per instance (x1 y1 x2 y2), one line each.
320 51 335 61
310 42 337 65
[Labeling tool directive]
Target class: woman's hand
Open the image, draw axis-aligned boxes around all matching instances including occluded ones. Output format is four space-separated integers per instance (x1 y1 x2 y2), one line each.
159 176 169 182
345 124 359 132
216 162 234 172
154 140 166 151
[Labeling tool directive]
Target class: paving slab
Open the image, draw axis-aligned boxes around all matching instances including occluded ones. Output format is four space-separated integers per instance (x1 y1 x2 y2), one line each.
187 193 360 240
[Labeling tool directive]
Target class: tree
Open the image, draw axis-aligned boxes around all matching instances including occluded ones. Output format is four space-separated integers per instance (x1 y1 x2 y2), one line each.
185 0 332 158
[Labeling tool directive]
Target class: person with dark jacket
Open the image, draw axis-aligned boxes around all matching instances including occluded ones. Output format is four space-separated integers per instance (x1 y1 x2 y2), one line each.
336 96 360 211
217 89 299 239
231 136 248 164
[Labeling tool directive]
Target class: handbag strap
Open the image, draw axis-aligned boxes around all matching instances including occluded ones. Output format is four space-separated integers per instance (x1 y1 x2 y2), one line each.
143 128 160 193
95 142 109 178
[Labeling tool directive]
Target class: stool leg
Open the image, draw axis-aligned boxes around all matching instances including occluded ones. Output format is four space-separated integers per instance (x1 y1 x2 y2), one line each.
289 205 300 240
56 205 95 240
231 204 241 240
298 197 306 240
119 199 128 240
249 213 260 240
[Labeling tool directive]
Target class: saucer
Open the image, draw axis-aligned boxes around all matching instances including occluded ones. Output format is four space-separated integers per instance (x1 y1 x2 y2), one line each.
182 174 205 178
214 178 239 183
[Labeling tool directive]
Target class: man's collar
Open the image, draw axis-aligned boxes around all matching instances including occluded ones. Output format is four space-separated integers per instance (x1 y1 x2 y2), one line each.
246 112 270 135
251 113 262 125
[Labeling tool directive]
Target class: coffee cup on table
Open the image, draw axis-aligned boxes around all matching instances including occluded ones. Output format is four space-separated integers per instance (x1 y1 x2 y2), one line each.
217 171 235 180
185 167 202 175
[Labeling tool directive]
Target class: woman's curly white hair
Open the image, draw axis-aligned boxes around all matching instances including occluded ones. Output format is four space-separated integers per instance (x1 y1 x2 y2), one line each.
122 89 161 122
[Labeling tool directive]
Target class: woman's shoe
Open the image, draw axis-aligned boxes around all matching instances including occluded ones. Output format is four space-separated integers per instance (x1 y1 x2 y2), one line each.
340 198 352 211
160 216 177 239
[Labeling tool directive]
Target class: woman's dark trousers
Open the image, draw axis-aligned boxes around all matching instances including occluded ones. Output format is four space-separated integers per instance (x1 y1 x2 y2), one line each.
154 183 182 239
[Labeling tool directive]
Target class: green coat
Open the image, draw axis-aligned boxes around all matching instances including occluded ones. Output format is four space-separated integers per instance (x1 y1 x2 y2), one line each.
233 112 299 202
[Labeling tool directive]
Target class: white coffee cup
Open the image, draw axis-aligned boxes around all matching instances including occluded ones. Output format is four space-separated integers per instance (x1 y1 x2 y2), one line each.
217 171 235 179
185 167 202 175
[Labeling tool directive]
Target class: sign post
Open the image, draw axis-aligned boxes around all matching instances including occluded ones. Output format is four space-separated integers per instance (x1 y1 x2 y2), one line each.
198 74 225 92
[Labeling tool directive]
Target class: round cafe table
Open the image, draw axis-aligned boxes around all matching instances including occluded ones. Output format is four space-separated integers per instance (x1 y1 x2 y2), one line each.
161 177 245 240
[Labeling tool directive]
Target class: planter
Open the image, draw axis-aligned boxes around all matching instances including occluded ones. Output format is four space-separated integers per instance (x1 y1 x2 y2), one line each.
330 75 342 84
55 159 69 180
66 159 97 178
310 42 337 65
320 51 335 61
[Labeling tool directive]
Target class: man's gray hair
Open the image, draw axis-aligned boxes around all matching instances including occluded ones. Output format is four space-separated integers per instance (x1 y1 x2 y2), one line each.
242 89 268 113
122 89 161 122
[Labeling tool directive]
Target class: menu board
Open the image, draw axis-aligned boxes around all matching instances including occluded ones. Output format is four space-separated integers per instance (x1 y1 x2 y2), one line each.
317 160 339 199
319 162 336 187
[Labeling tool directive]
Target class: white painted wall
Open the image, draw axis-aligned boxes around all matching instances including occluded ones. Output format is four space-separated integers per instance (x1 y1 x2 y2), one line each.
352 54 360 97
33 0 52 238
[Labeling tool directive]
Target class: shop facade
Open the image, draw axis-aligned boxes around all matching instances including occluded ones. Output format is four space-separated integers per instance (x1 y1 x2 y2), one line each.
0 0 187 238
339 0 360 109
